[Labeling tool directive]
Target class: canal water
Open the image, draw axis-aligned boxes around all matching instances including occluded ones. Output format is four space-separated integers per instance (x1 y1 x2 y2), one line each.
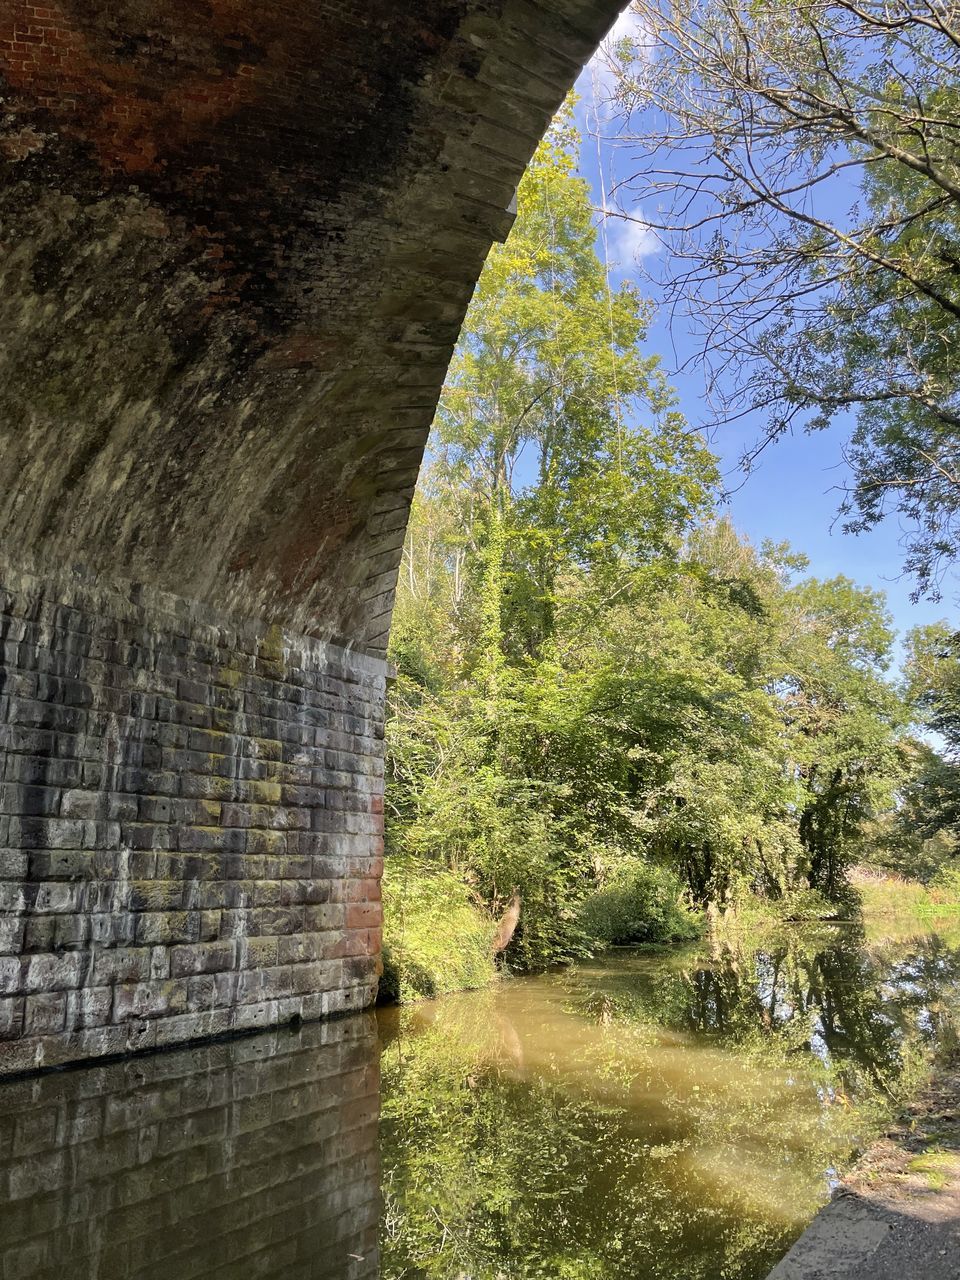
0 921 958 1280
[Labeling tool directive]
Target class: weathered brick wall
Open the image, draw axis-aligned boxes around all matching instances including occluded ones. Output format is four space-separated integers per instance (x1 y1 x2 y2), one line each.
0 1012 380 1279
0 0 625 1076
0 1 624 652
0 568 384 1077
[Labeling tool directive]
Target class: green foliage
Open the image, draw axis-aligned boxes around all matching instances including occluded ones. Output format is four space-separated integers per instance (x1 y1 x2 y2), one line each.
907 1147 954 1193
852 867 960 921
891 623 960 870
907 623 960 746
385 101 909 984
611 0 960 597
380 858 496 1003
578 861 701 946
863 821 955 885
931 863 960 907
721 888 849 938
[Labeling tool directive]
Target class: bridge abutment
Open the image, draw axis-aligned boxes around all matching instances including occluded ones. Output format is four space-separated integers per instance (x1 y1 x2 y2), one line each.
0 567 384 1075
0 0 625 1073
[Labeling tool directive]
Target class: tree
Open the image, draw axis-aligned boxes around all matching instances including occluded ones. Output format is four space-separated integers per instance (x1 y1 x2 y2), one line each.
605 0 960 595
898 621 960 851
784 576 905 895
575 523 904 904
385 99 908 982
387 102 717 966
426 99 715 663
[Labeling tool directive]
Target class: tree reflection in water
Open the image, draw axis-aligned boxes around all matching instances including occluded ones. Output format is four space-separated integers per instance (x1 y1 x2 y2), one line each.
3 925 954 1280
378 923 960 1280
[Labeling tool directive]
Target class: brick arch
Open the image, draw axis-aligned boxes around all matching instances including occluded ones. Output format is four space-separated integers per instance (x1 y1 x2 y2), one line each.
0 0 625 1072
0 0 625 650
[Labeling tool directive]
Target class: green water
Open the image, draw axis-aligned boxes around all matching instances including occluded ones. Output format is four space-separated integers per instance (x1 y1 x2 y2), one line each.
377 921 960 1280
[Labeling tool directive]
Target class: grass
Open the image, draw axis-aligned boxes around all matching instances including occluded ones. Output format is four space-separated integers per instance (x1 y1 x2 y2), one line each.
852 865 960 920
907 1146 954 1191
380 857 497 1004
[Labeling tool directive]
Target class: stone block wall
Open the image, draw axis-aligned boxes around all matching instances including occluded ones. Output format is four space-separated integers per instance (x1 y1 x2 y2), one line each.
0 1012 380 1279
0 567 385 1077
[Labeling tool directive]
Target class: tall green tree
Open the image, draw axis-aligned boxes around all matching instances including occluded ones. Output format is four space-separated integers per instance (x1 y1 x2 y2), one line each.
389 103 717 964
386 101 908 975
898 622 960 853
785 576 905 895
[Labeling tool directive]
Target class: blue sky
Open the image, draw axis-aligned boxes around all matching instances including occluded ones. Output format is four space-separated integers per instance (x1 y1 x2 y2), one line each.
569 11 956 667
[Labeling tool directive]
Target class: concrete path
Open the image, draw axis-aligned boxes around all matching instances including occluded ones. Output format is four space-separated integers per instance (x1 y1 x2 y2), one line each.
767 1063 960 1280
768 1184 960 1279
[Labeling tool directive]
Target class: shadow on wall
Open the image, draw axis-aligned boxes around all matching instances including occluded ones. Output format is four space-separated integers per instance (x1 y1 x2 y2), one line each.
0 1013 381 1280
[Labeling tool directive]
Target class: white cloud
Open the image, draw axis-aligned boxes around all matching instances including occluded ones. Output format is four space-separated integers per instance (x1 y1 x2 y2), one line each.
575 4 660 270
604 4 648 45
586 3 654 107
611 212 659 263
601 208 659 268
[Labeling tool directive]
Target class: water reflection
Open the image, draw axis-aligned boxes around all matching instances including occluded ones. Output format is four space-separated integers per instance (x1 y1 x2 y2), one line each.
0 1016 380 1280
378 923 960 1280
0 925 957 1280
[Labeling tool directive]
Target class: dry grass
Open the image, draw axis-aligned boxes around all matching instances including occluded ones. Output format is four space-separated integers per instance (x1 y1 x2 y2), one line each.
852 865 960 919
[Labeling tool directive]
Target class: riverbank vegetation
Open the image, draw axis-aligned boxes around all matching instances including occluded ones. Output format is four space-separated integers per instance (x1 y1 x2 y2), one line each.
853 866 960 923
382 100 960 1002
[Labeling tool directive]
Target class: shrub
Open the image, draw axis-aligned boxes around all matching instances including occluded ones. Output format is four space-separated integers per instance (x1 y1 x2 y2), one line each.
380 858 497 1003
579 861 702 947
929 863 960 906
782 885 856 920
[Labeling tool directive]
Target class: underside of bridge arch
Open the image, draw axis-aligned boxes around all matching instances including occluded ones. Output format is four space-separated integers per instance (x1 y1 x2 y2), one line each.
0 0 625 1072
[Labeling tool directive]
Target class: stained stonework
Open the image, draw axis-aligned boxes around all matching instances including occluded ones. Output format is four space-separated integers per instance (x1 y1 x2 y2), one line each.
0 0 623 648
0 1013 380 1278
0 0 624 1072
0 567 384 1076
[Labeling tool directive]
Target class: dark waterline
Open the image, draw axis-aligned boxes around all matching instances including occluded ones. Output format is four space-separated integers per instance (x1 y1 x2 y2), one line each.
1 921 958 1280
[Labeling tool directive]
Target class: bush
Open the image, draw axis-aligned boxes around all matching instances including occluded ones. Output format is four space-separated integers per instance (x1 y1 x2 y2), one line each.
929 863 960 906
782 885 856 920
380 858 497 1003
579 861 702 947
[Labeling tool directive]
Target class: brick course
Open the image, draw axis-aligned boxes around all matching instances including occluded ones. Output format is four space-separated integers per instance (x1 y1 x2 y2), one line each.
0 569 385 1076
0 0 624 1074
0 0 623 652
